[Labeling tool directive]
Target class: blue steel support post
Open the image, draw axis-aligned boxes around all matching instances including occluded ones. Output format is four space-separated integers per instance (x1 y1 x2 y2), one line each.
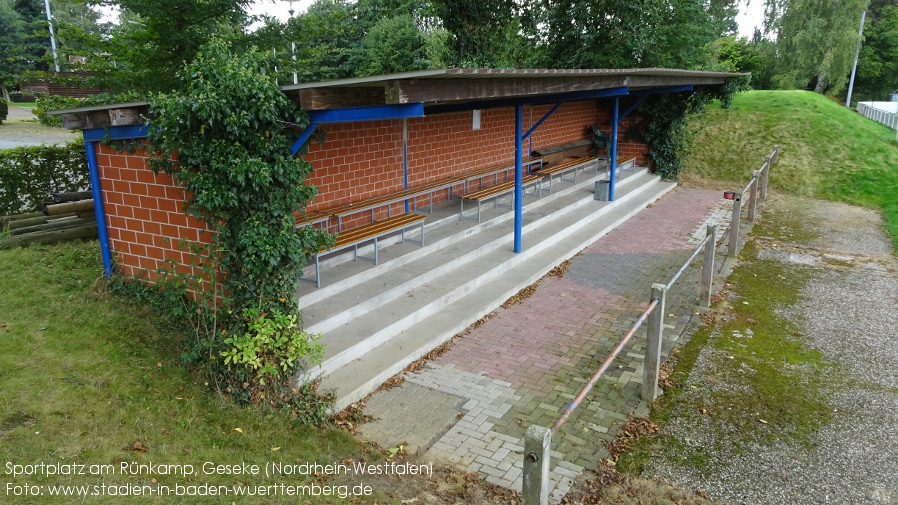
85 138 113 277
514 105 523 253
403 119 409 211
609 97 620 201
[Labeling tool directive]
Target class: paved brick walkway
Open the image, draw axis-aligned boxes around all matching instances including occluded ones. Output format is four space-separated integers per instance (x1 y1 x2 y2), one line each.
358 187 733 501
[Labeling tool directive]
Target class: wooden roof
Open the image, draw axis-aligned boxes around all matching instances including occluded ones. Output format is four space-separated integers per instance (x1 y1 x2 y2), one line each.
51 67 743 129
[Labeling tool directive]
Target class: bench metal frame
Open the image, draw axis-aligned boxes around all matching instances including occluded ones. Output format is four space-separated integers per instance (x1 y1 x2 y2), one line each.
459 175 544 223
310 214 427 288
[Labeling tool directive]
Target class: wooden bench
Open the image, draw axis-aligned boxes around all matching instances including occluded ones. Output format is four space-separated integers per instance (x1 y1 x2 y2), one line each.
459 174 543 223
457 156 545 193
310 213 427 288
615 156 637 171
321 177 464 231
295 209 332 229
536 156 602 192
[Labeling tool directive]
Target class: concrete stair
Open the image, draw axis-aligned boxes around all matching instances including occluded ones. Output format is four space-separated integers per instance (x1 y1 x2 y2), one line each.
296 167 676 411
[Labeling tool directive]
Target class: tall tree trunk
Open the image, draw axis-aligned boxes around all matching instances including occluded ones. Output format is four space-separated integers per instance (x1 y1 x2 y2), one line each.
814 69 827 93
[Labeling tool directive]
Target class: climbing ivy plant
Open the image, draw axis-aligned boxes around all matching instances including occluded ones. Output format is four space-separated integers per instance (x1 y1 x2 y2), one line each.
146 38 334 415
634 77 747 180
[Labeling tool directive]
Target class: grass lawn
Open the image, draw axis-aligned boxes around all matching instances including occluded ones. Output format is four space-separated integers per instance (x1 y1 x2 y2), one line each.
684 90 898 250
0 241 392 504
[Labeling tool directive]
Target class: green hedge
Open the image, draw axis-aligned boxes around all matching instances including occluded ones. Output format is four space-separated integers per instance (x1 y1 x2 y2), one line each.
0 138 89 215
0 100 8 125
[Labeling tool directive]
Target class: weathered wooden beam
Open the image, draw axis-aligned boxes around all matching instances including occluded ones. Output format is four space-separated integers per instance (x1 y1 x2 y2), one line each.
61 113 88 130
85 110 111 129
8 213 78 230
45 199 94 216
0 211 44 228
11 217 95 236
109 107 144 126
299 87 388 110
628 75 725 89
51 191 93 204
0 223 98 249
391 76 628 104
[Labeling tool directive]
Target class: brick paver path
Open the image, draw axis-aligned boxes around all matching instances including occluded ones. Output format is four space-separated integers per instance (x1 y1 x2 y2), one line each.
359 188 733 501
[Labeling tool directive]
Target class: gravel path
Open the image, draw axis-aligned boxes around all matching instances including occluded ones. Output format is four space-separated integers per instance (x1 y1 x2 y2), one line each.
644 196 898 504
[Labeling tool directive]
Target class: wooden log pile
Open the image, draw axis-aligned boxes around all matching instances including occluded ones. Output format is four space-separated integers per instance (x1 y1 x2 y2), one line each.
0 192 98 250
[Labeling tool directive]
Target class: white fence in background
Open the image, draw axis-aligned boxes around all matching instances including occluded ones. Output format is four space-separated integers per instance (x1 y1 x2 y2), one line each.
857 102 898 131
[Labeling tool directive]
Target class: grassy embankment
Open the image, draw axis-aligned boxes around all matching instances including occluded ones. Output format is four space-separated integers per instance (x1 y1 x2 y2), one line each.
616 90 898 480
684 90 898 249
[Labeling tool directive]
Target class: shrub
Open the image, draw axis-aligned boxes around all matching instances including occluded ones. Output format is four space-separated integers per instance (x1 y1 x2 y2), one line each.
0 138 89 215
0 100 8 124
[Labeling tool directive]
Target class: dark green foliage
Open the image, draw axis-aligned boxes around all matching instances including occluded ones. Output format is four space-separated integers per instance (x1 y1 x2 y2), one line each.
853 3 898 103
146 39 334 414
357 15 428 76
0 137 88 215
634 80 744 181
148 38 332 315
537 0 724 70
0 99 7 124
767 0 868 95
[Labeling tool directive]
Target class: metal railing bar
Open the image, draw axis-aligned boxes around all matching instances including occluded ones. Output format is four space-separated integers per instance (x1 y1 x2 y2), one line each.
550 297 659 433
666 234 710 292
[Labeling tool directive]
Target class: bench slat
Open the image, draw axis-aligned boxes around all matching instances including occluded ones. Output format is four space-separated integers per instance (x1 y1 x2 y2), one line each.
331 213 427 249
461 174 542 201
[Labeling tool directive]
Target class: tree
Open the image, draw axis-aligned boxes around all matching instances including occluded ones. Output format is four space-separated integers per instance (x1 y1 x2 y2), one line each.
431 0 523 66
0 0 29 100
357 15 428 76
767 0 870 94
853 3 898 102
63 0 253 92
536 0 721 69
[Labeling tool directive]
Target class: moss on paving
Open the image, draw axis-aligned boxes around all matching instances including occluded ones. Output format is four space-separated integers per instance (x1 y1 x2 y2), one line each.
616 203 837 477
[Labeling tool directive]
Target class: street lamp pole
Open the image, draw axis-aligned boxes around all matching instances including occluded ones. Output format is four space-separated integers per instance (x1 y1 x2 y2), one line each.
43 0 60 72
283 0 297 84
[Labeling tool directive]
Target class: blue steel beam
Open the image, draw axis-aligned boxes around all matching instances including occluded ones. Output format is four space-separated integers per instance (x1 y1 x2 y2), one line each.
81 124 150 277
514 105 524 253
307 103 424 124
609 97 619 202
631 85 694 96
619 95 647 122
424 87 630 115
523 102 562 140
291 122 319 155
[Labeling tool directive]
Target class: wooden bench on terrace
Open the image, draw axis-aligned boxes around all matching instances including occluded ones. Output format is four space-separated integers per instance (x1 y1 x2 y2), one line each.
615 156 637 171
459 174 544 223
536 156 603 192
295 209 332 229
322 177 464 231
456 156 545 193
309 213 427 288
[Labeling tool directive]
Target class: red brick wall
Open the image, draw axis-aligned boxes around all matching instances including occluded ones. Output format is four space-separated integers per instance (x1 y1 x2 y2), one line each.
95 143 212 282
96 98 651 278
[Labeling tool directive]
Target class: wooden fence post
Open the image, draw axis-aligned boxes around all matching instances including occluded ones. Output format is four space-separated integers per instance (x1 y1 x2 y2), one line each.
727 191 742 257
748 171 759 222
760 157 770 202
700 224 717 308
642 283 667 401
522 425 552 505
